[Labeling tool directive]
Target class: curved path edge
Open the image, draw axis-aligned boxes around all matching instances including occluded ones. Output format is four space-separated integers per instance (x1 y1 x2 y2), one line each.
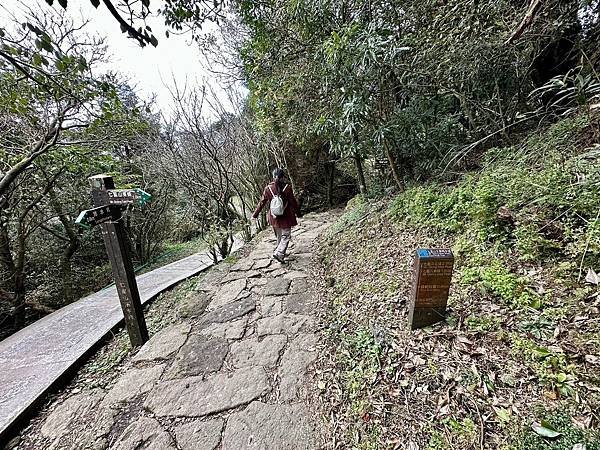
22 211 338 450
0 247 238 444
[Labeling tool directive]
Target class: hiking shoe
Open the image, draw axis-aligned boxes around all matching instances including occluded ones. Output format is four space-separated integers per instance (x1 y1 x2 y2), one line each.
273 254 286 264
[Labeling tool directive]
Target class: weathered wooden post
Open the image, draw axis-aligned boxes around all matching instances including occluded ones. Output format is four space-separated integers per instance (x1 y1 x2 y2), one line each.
408 248 454 330
75 174 151 347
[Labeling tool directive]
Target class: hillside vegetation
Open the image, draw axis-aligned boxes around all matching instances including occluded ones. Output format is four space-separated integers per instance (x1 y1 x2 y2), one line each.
314 113 600 449
2 1 600 447
2 0 599 339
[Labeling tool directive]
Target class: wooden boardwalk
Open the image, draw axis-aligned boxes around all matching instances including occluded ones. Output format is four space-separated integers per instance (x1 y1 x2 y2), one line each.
0 251 221 442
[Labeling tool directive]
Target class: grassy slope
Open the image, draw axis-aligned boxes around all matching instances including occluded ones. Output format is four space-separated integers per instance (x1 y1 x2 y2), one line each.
314 113 600 449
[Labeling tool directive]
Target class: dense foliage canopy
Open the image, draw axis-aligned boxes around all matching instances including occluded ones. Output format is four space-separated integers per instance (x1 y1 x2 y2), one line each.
237 0 600 189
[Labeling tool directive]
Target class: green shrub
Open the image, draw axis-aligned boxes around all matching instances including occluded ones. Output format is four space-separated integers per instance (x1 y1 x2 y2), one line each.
389 113 600 310
426 417 478 450
480 263 535 307
510 335 578 396
465 314 501 332
327 194 370 236
458 259 537 308
509 409 600 450
340 327 382 400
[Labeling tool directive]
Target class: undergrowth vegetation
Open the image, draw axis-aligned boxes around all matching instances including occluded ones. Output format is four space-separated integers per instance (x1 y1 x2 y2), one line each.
314 113 600 449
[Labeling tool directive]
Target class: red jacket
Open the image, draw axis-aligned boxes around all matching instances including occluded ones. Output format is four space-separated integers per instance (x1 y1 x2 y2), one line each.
252 181 299 229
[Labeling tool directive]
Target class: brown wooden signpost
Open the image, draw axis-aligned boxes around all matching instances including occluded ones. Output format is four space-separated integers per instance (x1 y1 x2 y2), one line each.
75 175 151 347
408 248 454 330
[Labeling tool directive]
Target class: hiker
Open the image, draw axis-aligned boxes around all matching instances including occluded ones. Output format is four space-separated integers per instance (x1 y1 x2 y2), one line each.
252 168 301 263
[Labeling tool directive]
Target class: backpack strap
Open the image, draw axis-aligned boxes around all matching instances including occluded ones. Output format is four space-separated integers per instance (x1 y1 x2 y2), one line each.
269 183 287 196
282 184 289 210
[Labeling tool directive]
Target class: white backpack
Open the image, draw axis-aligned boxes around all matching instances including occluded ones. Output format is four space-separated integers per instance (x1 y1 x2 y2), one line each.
268 184 287 217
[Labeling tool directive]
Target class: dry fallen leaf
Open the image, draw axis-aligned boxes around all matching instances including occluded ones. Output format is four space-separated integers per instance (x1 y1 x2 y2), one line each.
572 415 592 430
585 268 599 285
411 355 426 366
406 441 419 450
456 335 474 346
438 404 450 417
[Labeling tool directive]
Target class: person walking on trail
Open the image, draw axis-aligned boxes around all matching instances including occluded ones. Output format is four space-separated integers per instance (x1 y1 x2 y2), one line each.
252 168 301 264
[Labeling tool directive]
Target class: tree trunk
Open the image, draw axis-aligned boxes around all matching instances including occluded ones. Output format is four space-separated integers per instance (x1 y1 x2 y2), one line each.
210 247 218 264
327 161 336 206
354 154 367 194
50 190 81 303
0 219 26 328
12 269 26 328
217 230 233 260
383 140 404 191
0 213 16 286
59 240 79 303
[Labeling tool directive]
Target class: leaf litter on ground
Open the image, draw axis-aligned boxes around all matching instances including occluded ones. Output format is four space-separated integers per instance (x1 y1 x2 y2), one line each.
311 199 600 449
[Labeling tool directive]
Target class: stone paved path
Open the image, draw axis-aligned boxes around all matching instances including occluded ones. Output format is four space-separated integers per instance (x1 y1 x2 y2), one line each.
0 244 248 443
31 212 335 450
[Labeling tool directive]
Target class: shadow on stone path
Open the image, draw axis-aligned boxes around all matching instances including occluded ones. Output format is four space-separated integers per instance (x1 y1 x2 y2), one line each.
34 212 336 450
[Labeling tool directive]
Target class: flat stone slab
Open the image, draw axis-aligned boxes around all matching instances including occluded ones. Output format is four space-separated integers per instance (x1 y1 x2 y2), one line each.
174 418 224 450
102 364 165 407
230 335 287 369
144 367 270 417
256 314 315 338
222 401 316 450
199 317 248 340
291 243 313 254
237 290 253 300
260 296 282 317
209 279 247 309
132 323 191 363
284 293 314 315
283 270 308 280
289 278 310 294
253 258 272 269
289 253 312 270
199 297 256 327
231 259 255 271
40 389 115 449
165 334 228 379
278 334 318 401
248 277 268 289
0 250 223 440
265 267 287 277
177 292 211 318
196 267 231 292
261 278 291 296
112 416 176 450
220 269 261 284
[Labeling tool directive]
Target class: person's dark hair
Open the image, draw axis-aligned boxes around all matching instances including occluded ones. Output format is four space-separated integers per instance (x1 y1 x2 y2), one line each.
272 168 286 191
